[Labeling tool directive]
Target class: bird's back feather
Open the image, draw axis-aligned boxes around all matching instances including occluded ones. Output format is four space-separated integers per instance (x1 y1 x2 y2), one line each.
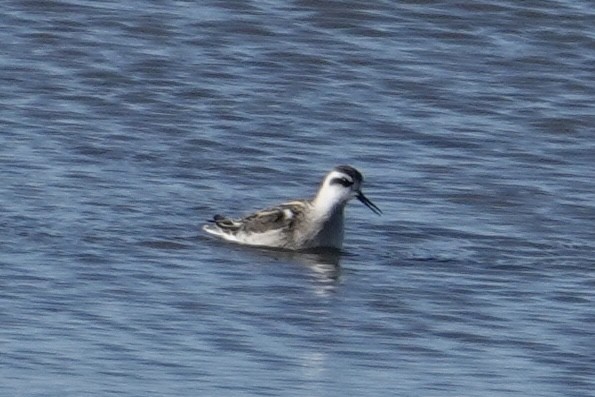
203 200 311 248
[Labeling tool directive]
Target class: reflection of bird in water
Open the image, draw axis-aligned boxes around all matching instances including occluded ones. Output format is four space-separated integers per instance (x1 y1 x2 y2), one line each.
274 248 341 283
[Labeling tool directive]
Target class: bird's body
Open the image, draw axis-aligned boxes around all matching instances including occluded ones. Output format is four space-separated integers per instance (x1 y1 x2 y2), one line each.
203 165 381 250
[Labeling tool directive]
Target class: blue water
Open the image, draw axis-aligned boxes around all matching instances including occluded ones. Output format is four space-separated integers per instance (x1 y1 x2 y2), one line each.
1 1 594 396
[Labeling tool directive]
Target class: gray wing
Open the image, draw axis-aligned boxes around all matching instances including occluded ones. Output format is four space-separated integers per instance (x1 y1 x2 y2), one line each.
211 201 307 233
210 201 307 234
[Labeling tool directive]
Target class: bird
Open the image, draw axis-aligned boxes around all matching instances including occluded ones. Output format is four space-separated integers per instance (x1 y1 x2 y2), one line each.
203 165 382 250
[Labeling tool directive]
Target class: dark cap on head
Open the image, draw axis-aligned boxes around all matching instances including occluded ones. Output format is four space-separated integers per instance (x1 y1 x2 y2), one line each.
333 165 363 183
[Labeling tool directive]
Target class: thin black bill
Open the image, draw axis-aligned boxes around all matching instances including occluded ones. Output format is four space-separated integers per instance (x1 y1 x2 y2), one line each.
357 192 382 215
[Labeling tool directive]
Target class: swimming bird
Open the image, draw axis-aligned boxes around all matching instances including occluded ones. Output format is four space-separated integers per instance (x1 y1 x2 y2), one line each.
203 165 381 250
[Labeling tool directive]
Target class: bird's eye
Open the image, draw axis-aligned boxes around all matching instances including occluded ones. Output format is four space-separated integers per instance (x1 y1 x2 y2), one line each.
331 177 354 187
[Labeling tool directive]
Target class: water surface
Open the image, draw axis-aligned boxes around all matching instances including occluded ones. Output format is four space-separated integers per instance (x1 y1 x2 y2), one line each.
1 1 593 396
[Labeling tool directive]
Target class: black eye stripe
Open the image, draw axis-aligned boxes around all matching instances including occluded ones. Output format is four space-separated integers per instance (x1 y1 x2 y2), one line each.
330 177 353 187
